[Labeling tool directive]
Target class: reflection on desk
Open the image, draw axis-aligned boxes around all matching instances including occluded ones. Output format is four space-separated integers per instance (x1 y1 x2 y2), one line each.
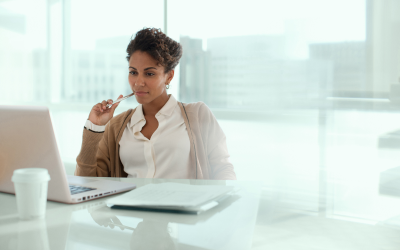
0 179 259 250
2 177 400 249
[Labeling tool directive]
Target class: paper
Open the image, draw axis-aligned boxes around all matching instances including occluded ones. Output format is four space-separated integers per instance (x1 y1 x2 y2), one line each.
107 182 234 208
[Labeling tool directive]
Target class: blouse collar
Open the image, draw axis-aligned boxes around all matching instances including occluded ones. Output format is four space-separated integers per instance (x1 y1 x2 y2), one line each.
129 94 177 128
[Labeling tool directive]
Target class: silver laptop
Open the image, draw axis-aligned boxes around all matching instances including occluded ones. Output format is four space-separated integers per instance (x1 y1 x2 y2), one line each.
0 105 136 203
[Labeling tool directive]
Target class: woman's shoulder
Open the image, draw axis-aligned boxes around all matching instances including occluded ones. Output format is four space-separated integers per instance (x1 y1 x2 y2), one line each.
180 101 215 122
181 101 210 114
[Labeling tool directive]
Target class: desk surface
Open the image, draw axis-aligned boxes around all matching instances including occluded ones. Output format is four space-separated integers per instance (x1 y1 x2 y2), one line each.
1 177 400 250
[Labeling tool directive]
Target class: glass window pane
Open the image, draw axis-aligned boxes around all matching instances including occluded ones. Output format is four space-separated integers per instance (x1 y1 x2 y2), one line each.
0 0 164 172
168 0 400 218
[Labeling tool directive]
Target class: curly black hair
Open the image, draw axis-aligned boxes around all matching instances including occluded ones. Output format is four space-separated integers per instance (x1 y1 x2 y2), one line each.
126 28 183 73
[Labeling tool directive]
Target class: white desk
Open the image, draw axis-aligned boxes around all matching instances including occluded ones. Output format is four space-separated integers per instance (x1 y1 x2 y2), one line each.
1 177 400 250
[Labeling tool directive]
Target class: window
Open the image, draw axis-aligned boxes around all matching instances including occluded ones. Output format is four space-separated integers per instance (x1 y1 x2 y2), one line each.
2 0 400 222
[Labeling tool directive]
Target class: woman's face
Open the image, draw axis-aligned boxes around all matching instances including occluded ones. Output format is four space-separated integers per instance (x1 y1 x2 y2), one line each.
128 51 173 105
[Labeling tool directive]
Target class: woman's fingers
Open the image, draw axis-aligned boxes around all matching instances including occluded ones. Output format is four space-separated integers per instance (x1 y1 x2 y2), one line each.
92 94 124 120
93 103 103 113
104 99 113 109
110 95 123 112
101 100 108 110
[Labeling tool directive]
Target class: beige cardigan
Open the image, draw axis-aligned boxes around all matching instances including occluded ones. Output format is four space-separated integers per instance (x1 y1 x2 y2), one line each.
75 102 237 180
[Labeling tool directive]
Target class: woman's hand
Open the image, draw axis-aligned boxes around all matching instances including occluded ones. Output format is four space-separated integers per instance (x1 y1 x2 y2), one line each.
88 95 123 126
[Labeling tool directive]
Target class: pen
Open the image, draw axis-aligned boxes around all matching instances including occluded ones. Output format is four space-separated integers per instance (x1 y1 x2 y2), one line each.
106 92 135 108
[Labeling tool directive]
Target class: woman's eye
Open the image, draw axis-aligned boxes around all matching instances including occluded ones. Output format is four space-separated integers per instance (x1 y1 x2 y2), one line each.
129 71 137 75
147 73 154 76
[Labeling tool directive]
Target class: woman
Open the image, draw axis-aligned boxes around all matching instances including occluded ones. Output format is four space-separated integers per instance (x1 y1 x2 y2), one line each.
75 28 236 180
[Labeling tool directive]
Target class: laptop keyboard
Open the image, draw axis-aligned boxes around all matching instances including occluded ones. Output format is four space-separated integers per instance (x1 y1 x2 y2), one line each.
69 185 96 195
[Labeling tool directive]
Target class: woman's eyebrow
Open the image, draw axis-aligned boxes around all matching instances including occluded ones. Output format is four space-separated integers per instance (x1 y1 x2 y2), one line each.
129 66 157 71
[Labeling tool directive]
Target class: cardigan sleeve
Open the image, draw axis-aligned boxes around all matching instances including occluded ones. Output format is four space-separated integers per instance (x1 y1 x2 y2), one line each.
75 126 111 177
198 103 237 180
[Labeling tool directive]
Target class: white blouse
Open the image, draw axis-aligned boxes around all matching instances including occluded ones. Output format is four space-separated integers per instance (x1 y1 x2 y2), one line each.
85 95 191 178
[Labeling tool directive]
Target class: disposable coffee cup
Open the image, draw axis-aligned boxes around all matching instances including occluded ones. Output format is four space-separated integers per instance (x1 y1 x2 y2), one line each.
12 168 51 220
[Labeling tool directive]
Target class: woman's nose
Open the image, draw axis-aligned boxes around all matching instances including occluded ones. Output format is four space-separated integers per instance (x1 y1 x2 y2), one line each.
135 75 145 86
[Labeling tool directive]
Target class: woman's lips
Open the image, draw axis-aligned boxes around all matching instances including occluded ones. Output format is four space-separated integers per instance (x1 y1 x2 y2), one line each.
135 91 148 97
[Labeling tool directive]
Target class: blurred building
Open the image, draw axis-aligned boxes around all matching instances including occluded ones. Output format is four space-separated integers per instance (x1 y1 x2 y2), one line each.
309 42 366 97
179 36 211 104
366 0 400 100
32 49 50 101
180 35 331 110
59 36 133 104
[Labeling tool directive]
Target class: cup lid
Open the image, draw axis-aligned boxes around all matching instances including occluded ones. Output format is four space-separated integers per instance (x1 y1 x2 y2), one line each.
11 168 51 183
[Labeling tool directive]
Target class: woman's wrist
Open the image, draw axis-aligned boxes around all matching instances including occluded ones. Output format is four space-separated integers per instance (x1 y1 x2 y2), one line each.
85 120 106 132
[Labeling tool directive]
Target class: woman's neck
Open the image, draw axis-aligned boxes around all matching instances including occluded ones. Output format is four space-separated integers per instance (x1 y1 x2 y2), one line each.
142 93 170 116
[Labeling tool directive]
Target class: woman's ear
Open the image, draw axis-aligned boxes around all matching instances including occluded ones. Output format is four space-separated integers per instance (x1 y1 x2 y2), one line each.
166 70 174 83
